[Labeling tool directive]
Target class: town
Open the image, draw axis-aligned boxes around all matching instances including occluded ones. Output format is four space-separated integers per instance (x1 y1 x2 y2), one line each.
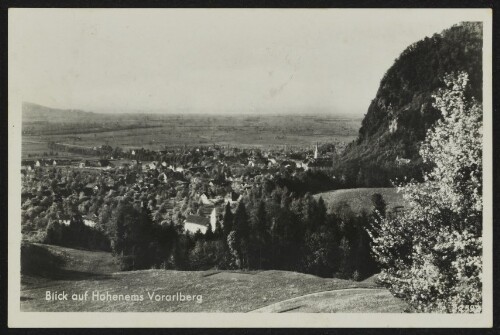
21 141 343 237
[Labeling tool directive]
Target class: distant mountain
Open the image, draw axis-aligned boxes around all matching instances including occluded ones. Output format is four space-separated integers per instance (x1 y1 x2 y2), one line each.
337 22 483 187
22 102 98 122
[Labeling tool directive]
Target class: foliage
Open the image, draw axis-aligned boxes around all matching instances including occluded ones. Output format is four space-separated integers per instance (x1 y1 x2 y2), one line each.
21 242 66 277
110 201 178 270
369 72 483 312
45 213 110 251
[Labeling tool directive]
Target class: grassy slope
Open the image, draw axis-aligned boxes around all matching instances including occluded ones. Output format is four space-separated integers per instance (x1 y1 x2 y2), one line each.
21 243 120 290
314 188 406 215
251 288 406 313
21 244 407 313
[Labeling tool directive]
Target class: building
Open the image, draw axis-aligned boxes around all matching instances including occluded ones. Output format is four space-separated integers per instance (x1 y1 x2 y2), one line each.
199 193 214 206
184 207 218 234
209 207 217 231
158 172 168 183
184 215 211 234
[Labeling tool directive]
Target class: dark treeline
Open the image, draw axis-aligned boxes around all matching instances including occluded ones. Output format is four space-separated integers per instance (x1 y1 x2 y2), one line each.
30 172 383 280
75 184 382 280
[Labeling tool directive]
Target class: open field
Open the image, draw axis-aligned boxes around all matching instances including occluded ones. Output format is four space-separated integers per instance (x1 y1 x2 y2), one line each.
22 112 362 158
21 243 406 313
314 188 406 215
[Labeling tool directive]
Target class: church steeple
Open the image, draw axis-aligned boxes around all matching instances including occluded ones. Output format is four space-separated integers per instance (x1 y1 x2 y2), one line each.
314 143 318 159
210 207 217 231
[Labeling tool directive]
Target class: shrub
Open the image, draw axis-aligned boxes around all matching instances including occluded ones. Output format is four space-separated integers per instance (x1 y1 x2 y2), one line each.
369 72 483 313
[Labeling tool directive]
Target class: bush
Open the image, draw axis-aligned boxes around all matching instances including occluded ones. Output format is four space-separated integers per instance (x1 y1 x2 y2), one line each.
21 242 66 277
369 72 482 312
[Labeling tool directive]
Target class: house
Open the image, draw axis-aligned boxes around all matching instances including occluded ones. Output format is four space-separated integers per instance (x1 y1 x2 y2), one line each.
59 216 97 228
79 161 86 168
83 214 98 228
158 172 168 183
148 161 158 170
184 215 211 234
199 193 214 206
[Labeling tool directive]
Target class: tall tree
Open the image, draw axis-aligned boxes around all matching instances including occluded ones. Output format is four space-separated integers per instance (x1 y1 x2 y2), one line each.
369 72 483 312
222 202 234 236
249 201 270 269
233 201 250 268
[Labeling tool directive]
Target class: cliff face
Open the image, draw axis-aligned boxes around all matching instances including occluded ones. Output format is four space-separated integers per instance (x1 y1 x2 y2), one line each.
338 22 483 186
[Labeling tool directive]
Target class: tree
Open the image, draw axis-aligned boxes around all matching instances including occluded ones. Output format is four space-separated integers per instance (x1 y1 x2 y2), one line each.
371 193 387 219
249 201 271 269
338 236 352 279
233 202 250 268
222 202 233 236
205 223 214 241
111 201 159 270
369 72 483 312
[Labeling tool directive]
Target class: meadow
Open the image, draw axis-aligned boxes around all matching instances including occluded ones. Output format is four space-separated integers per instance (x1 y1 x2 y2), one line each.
21 243 406 313
314 188 406 215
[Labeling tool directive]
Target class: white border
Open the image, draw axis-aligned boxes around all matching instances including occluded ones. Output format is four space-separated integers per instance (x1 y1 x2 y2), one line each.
8 8 493 328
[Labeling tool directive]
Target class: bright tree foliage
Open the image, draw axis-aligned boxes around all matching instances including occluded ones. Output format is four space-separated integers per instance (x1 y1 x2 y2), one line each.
369 72 483 312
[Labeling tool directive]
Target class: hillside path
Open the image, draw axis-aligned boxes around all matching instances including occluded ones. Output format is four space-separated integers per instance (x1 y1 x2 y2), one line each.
249 287 407 313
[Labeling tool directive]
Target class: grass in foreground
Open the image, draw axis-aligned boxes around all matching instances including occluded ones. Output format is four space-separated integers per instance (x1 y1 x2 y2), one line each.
21 243 406 313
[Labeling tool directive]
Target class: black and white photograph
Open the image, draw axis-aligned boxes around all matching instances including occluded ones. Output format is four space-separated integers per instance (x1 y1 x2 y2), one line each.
8 8 493 328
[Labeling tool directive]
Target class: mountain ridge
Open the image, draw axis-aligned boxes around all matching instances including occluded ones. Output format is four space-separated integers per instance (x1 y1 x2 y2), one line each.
337 22 483 187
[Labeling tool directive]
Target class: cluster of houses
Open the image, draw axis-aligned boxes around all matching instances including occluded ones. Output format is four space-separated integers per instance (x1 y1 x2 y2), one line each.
22 143 341 235
21 159 113 171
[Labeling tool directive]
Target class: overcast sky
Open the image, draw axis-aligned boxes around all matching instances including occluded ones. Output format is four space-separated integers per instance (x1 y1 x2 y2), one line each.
9 9 487 116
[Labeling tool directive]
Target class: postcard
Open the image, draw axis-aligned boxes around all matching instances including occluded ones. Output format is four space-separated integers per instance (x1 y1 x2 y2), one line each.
8 8 493 328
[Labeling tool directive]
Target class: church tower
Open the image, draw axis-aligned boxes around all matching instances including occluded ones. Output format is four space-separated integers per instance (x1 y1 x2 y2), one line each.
210 207 217 231
314 143 319 159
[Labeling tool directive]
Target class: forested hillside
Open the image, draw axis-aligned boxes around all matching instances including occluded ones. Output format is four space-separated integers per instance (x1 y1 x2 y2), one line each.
337 22 482 187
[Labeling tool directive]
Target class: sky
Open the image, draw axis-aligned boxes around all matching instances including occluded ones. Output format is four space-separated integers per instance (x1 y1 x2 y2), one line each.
9 9 488 116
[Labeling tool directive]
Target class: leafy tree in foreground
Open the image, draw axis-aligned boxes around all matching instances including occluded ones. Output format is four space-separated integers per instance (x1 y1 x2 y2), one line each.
369 72 483 312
